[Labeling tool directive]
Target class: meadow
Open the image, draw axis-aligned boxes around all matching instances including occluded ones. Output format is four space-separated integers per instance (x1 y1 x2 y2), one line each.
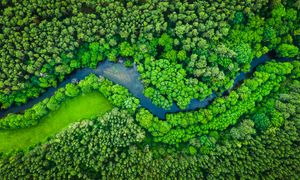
0 92 112 153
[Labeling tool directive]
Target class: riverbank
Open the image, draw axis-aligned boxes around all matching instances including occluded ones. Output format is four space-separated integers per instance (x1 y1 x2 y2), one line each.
0 55 295 120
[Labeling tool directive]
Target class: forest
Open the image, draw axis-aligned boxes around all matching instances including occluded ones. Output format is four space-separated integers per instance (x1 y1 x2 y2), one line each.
0 0 299 179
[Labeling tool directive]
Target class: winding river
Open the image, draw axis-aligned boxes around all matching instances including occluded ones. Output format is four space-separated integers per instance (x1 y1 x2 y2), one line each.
0 54 294 119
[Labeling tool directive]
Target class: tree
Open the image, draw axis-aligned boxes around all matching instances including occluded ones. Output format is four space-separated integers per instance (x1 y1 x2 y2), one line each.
158 33 173 51
119 42 134 57
177 50 187 62
65 83 80 97
234 43 254 64
46 97 60 111
136 108 154 129
230 119 256 140
233 12 244 24
276 44 299 58
271 4 286 18
252 112 271 131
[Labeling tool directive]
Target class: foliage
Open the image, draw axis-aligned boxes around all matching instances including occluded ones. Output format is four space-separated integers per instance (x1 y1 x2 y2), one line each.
276 44 299 57
0 0 277 109
0 1 300 178
0 92 112 153
0 109 145 179
141 58 211 109
0 108 299 179
0 74 139 129
136 61 295 144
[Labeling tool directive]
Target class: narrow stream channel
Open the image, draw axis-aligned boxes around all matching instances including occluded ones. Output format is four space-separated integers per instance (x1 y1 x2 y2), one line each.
0 54 295 119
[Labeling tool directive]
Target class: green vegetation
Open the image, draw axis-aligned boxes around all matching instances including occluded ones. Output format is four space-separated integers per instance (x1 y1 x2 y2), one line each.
136 61 296 144
0 92 112 153
0 72 141 153
2 0 299 110
0 74 139 129
0 0 300 179
1 96 299 178
142 58 211 109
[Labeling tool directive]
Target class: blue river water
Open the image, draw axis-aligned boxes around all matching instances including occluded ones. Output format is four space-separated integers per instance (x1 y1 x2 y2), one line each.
0 54 293 119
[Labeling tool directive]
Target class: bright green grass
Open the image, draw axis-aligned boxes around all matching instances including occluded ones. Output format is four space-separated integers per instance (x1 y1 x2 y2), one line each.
0 92 113 153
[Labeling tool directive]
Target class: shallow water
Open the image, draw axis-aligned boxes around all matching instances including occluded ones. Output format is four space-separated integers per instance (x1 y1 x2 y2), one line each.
0 55 294 119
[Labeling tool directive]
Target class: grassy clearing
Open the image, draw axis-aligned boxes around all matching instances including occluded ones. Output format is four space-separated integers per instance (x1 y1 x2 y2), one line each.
0 92 113 153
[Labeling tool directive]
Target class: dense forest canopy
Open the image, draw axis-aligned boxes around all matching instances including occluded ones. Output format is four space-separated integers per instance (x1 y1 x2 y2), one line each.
0 0 299 179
